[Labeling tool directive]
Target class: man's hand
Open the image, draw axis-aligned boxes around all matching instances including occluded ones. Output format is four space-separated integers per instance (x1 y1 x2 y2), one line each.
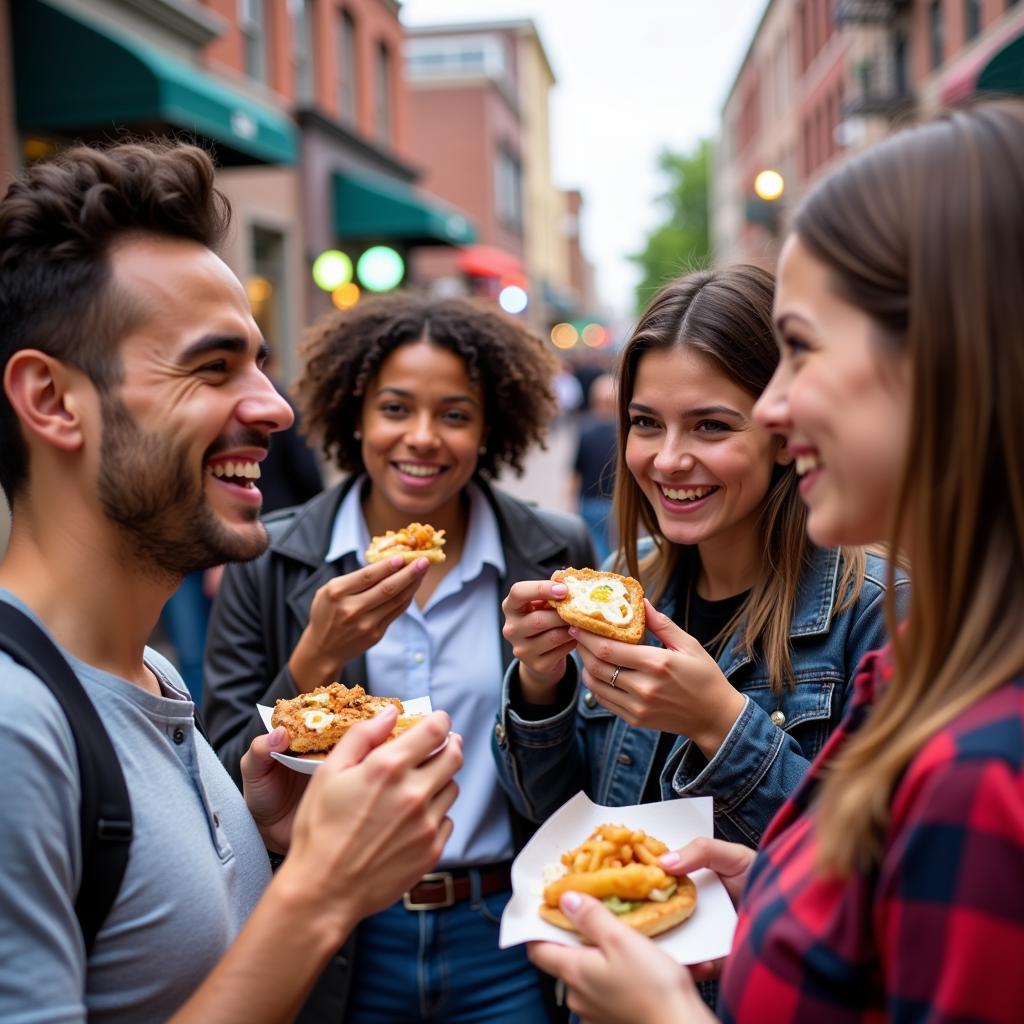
274 709 463 935
528 893 715 1024
288 556 429 690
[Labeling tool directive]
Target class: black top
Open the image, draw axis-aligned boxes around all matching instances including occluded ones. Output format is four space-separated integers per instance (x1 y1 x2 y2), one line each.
573 417 617 500
640 581 749 803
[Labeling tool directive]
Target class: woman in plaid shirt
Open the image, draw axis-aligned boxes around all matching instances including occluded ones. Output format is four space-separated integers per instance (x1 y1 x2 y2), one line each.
529 100 1024 1024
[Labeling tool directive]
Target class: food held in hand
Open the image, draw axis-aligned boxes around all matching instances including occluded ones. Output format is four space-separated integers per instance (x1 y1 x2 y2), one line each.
365 522 446 564
539 824 696 938
549 568 645 643
271 683 420 757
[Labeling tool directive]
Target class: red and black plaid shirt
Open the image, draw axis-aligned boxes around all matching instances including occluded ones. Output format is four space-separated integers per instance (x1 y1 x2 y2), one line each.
719 648 1024 1023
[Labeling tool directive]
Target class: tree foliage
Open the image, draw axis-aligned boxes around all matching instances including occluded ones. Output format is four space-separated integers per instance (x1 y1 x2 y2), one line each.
630 138 711 313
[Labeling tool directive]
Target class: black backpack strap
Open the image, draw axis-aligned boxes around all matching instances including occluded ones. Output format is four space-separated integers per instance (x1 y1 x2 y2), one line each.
0 603 133 954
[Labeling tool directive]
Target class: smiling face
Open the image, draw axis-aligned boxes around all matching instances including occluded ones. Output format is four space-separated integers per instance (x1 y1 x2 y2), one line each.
625 345 787 585
97 235 293 576
754 235 911 547
357 339 485 530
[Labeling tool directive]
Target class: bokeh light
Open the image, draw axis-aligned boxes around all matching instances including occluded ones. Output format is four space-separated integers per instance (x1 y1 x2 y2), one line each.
550 322 578 349
582 322 607 347
499 285 528 314
331 282 361 310
312 250 353 292
753 169 785 201
357 246 405 292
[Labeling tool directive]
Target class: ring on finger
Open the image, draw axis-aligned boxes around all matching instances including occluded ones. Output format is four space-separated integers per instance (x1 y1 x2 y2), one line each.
609 665 621 688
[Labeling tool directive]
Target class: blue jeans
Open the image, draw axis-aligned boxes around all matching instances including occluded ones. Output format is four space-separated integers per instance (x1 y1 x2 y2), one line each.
346 881 549 1023
578 497 614 566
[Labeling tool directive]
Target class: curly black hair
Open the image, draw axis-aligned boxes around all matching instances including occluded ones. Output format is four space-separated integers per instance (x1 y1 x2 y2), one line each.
295 293 560 479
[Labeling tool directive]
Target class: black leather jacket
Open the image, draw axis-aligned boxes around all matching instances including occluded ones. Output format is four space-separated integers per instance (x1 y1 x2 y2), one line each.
202 475 593 1021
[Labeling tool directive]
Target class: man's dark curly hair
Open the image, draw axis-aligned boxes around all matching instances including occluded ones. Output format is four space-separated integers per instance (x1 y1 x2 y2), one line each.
295 293 560 479
0 140 230 500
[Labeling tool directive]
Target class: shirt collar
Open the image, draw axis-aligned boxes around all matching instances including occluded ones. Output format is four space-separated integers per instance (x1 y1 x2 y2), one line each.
324 477 506 580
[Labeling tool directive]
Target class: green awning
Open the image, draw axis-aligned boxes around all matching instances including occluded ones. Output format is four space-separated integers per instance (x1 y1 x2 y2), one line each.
12 0 297 165
978 32 1024 95
333 170 477 247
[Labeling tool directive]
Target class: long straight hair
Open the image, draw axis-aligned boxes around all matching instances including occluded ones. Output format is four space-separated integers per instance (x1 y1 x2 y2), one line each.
800 101 1024 873
613 266 865 691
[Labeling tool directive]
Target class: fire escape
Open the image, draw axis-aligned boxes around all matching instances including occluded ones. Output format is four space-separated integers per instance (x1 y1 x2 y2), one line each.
835 0 914 118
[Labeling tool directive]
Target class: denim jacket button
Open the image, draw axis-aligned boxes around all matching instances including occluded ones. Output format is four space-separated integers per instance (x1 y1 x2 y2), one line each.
616 752 632 766
770 709 786 727
494 722 507 746
583 690 597 709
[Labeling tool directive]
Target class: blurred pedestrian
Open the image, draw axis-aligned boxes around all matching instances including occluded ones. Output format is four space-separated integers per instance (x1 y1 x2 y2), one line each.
571 373 618 563
529 99 1024 1024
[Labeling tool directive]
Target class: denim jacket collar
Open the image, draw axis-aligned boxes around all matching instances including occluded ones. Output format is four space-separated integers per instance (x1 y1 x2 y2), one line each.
657 545 843 679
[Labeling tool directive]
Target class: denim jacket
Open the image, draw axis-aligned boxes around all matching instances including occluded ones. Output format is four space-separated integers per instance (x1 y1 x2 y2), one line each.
492 548 908 847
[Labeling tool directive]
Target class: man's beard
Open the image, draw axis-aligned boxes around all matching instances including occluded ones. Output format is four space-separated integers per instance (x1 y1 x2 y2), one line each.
97 394 269 579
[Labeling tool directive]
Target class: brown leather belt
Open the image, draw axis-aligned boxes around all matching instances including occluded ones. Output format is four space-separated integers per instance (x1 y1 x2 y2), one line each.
402 862 512 911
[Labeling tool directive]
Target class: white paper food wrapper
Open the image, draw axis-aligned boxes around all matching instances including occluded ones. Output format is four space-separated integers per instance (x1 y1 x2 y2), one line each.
257 696 433 775
499 791 737 965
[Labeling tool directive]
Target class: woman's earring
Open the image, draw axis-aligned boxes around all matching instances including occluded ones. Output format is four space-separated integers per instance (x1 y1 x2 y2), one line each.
478 445 486 455
354 430 362 441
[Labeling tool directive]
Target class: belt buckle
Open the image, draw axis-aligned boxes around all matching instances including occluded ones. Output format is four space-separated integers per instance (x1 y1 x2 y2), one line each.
403 871 455 911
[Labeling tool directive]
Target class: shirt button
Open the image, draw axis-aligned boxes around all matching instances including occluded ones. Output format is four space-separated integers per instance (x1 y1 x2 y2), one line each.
173 727 186 745
616 752 632 766
494 722 506 746
413 652 425 664
769 710 786 727
583 690 597 708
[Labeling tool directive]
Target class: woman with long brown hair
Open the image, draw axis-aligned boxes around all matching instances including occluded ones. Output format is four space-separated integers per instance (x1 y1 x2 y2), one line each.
528 100 1024 1024
495 264 903 847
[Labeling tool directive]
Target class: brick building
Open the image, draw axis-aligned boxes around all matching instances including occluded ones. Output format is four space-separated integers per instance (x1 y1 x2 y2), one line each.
712 0 1024 265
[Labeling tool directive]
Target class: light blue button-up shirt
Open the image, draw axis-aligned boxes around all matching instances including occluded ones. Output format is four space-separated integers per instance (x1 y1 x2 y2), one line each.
325 479 514 866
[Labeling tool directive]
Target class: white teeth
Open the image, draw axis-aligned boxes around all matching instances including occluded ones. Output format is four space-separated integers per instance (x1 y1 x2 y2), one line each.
211 460 261 480
397 463 442 478
661 485 715 502
795 454 822 476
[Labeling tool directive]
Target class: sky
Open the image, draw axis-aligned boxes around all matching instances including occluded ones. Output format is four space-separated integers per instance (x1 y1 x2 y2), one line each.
401 0 768 319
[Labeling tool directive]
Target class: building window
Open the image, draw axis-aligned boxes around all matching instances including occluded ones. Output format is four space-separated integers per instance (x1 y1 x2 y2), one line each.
495 146 523 232
338 9 357 124
375 42 392 144
240 0 268 83
406 34 507 82
291 0 315 104
964 0 981 41
929 1 944 69
248 225 288 357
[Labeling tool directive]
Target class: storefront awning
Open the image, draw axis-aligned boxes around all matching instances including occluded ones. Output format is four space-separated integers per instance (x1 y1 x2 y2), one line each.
333 170 477 247
457 245 524 279
940 23 1024 106
978 32 1024 94
13 0 297 165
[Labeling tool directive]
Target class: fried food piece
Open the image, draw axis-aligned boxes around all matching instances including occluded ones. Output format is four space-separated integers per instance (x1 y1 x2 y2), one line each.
549 568 645 644
365 522 446 564
271 683 411 754
539 823 697 939
543 864 670 907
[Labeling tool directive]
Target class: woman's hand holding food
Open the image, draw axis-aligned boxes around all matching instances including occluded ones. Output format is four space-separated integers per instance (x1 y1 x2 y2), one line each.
288 556 429 691
501 580 578 703
274 708 463 940
528 893 714 1024
572 599 746 758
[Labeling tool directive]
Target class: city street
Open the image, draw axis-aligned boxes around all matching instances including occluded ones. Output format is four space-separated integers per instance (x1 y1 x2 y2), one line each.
494 417 578 516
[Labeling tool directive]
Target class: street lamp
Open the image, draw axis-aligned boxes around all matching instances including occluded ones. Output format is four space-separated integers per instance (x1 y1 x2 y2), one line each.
753 169 785 202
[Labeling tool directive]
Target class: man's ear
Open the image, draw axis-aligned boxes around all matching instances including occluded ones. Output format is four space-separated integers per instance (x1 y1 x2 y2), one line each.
3 350 91 453
774 437 794 467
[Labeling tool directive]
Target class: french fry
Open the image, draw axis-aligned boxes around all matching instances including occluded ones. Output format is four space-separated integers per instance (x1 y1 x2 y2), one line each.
634 843 661 866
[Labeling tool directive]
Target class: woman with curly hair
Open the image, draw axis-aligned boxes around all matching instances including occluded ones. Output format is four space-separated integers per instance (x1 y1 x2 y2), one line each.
203 292 593 1023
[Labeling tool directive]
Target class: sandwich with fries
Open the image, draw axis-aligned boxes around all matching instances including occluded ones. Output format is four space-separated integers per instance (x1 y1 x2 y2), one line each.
540 824 696 937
